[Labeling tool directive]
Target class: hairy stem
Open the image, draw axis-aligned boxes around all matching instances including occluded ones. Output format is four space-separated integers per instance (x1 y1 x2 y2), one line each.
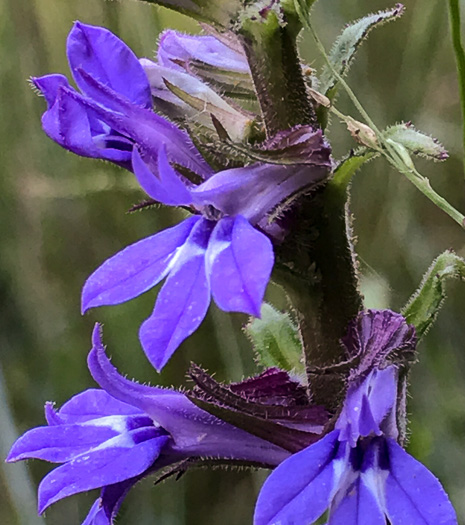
238 4 315 135
276 181 363 408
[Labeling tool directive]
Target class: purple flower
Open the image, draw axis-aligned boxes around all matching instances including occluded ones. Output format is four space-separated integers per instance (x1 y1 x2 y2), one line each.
82 137 330 370
254 310 457 525
156 30 249 74
34 22 332 369
7 325 289 525
32 22 213 176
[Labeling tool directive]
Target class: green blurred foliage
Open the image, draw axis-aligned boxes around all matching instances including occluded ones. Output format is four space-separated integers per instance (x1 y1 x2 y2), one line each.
0 0 464 523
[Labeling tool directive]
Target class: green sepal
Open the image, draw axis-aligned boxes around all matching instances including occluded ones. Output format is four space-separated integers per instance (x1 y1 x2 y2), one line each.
382 123 448 161
319 4 405 98
244 303 304 372
330 148 378 192
163 78 255 142
402 250 465 340
185 60 256 101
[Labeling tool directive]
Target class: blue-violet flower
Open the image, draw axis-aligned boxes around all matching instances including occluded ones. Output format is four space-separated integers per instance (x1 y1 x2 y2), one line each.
7 325 290 525
254 310 458 525
28 23 332 369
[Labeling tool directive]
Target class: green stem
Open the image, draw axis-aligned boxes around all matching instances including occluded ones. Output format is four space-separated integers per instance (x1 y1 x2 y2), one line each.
448 0 465 176
276 181 363 408
328 105 465 228
239 5 315 135
299 4 465 230
384 147 465 228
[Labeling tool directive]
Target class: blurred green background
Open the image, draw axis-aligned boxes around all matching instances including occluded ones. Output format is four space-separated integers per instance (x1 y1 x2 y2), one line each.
1 0 464 523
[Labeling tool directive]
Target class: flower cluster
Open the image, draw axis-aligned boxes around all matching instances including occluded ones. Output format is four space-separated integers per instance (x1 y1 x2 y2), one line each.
34 21 331 369
8 310 457 524
6 5 460 525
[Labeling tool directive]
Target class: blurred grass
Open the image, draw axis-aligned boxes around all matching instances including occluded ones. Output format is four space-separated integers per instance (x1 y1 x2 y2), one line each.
1 0 465 523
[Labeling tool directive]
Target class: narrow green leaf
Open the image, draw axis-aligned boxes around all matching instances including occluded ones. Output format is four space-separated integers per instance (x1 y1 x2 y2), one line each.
245 303 304 371
319 4 405 97
402 250 465 339
330 148 378 191
383 123 448 161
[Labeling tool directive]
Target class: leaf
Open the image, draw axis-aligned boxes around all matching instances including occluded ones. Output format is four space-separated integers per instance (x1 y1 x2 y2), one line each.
245 303 304 372
402 250 465 340
319 4 405 97
383 123 448 161
330 148 378 190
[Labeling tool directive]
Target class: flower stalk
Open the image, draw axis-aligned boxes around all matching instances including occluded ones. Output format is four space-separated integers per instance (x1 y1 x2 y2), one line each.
238 2 315 135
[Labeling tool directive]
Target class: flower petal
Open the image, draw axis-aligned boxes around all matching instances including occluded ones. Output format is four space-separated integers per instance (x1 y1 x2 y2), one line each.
327 476 386 525
158 30 249 73
82 498 111 525
336 367 398 446
6 423 123 464
139 218 213 370
67 22 151 109
140 58 252 140
82 216 200 312
88 326 290 464
254 431 340 525
342 310 416 369
37 430 168 513
132 146 193 206
45 389 143 426
385 439 458 525
83 479 138 525
193 163 328 224
33 76 134 166
63 74 213 178
32 74 70 108
207 216 273 316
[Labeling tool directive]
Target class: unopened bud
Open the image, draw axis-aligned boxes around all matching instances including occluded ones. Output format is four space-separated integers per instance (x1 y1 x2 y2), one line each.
345 117 379 149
